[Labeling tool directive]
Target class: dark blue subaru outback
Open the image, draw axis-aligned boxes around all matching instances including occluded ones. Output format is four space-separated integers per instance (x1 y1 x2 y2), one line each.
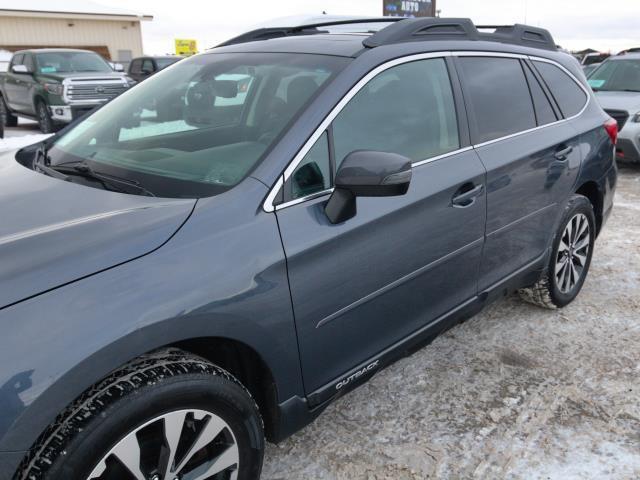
0 17 617 480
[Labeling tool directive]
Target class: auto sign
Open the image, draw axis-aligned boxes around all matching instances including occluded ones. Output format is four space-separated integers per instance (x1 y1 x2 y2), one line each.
383 0 436 17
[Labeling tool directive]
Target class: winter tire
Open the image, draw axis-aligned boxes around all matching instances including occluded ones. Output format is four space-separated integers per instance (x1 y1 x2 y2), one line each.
16 349 264 480
519 194 596 309
36 100 54 134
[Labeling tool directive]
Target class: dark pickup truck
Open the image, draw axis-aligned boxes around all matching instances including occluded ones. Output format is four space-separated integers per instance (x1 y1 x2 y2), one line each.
0 48 134 133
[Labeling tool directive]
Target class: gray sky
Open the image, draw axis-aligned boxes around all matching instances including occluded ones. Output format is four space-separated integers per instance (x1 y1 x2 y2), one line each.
100 0 639 54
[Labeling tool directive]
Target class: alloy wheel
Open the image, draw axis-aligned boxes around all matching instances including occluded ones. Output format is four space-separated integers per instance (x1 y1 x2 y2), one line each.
87 409 239 480
555 213 590 294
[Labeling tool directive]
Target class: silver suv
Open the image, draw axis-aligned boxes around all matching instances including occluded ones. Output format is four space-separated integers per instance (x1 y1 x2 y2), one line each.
588 52 640 162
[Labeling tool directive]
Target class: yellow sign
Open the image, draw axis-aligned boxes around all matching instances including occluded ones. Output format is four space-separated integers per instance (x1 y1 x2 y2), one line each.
175 39 198 56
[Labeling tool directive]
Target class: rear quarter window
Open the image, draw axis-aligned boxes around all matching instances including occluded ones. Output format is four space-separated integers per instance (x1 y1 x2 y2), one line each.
533 60 588 118
523 62 558 126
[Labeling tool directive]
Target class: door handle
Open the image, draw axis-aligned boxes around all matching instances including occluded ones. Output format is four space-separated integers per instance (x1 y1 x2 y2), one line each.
452 184 484 208
554 145 573 160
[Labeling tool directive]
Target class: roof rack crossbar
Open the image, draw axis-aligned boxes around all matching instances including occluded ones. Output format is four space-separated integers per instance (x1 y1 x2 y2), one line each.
216 17 557 52
217 18 402 47
363 18 556 51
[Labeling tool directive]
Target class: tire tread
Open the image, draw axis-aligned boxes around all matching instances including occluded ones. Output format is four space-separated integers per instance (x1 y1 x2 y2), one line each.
15 348 261 480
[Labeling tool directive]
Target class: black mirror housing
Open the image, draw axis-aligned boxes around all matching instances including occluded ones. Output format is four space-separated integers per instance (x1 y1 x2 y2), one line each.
325 150 412 224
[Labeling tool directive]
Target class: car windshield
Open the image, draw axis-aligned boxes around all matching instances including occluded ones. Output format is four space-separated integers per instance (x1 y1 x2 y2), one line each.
156 57 181 69
48 52 349 198
35 51 113 73
587 59 640 92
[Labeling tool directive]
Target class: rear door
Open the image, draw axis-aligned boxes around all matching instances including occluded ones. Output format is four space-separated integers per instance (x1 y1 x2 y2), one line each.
456 55 584 291
274 56 487 398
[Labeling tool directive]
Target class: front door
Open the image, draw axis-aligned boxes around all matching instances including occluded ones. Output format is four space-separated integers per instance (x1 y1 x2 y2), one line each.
4 53 27 112
274 57 487 397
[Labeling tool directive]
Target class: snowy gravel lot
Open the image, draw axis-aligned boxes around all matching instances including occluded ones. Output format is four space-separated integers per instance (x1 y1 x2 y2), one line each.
2 123 639 480
0 120 50 152
263 166 640 480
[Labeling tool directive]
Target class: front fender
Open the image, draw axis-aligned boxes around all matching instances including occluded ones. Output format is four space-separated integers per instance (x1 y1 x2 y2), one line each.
0 178 301 456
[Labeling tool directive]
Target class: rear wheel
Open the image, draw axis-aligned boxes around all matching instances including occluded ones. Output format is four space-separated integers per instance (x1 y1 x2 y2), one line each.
519 194 595 309
16 349 265 480
36 99 54 134
0 95 18 127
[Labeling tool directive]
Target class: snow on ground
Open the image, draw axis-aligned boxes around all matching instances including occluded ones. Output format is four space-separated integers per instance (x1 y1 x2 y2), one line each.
0 120 51 152
0 133 51 152
263 166 640 480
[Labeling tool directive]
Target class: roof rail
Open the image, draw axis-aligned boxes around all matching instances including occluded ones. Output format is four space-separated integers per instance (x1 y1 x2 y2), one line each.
363 18 557 51
217 17 402 47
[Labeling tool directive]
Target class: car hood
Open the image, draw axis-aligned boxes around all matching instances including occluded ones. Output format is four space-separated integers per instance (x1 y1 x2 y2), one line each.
36 72 128 82
594 91 640 113
0 151 196 309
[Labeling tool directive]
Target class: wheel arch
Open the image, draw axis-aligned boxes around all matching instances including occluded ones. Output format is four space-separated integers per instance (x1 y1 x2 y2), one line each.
575 180 603 235
32 93 46 108
4 324 293 475
173 336 280 441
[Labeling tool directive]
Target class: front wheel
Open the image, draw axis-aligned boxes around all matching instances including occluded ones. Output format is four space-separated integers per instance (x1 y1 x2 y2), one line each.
17 349 265 480
36 100 55 134
519 194 596 309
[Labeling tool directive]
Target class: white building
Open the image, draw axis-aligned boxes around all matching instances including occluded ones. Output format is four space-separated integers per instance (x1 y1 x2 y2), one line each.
0 1 153 65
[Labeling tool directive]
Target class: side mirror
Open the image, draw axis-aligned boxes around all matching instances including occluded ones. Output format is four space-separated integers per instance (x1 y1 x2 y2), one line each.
325 150 412 224
11 64 30 74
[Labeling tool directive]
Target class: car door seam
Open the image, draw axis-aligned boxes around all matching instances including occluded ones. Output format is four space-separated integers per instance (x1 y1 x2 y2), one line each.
272 206 310 396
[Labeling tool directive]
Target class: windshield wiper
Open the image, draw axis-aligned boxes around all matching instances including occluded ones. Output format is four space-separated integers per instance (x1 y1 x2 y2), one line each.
33 144 70 180
49 160 157 197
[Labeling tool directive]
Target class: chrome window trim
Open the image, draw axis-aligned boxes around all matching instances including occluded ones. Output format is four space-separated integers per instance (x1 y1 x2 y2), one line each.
273 146 476 211
411 146 473 168
275 187 335 211
262 50 590 213
262 51 453 212
263 176 284 213
455 51 528 59
471 54 591 149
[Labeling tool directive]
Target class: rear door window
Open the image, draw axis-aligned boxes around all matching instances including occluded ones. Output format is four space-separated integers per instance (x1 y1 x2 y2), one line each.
533 60 587 118
458 57 536 144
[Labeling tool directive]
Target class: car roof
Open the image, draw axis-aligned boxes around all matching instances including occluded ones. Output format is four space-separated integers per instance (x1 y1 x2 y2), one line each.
211 32 571 63
133 55 182 60
210 34 369 58
211 17 561 59
612 53 640 60
16 48 100 54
